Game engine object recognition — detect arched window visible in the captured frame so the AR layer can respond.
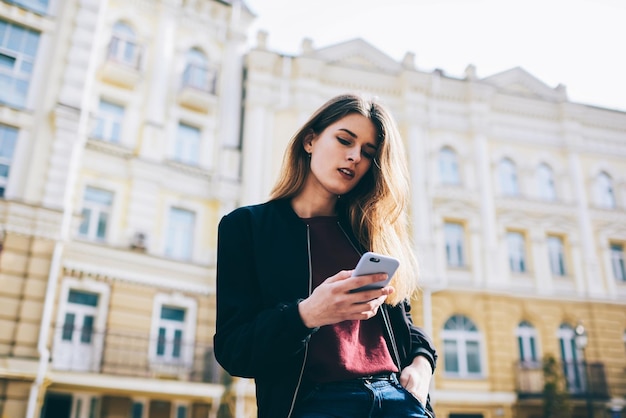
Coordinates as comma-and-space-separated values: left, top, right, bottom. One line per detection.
516, 321, 539, 365
439, 146, 460, 185
537, 163, 556, 200
596, 171, 616, 208
499, 158, 519, 196
558, 323, 584, 393
108, 21, 140, 68
182, 47, 216, 93
442, 315, 482, 377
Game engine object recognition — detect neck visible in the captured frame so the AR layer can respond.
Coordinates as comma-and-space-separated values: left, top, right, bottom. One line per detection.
291, 193, 337, 218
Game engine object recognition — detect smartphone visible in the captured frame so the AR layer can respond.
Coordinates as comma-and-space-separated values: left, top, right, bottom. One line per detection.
349, 252, 400, 292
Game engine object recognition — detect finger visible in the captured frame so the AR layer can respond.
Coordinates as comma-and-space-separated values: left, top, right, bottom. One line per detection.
324, 270, 354, 283
344, 273, 389, 292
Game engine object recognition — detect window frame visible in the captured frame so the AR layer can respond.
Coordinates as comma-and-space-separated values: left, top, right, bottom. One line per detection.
165, 207, 196, 260
444, 221, 465, 268
78, 186, 114, 241
516, 321, 539, 365
0, 123, 18, 198
547, 235, 567, 277
610, 242, 626, 282
507, 231, 527, 273
596, 171, 616, 209
149, 293, 197, 370
438, 146, 460, 186
0, 20, 41, 108
537, 162, 556, 201
174, 122, 201, 165
499, 157, 519, 196
442, 314, 484, 378
91, 99, 125, 143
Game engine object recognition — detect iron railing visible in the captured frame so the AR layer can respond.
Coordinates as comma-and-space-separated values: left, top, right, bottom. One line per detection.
516, 360, 609, 399
50, 327, 227, 384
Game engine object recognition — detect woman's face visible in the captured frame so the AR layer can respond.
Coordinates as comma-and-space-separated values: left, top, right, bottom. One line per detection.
303, 113, 378, 198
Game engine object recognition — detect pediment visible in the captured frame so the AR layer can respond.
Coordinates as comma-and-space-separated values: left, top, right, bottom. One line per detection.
482, 67, 566, 102
306, 38, 402, 74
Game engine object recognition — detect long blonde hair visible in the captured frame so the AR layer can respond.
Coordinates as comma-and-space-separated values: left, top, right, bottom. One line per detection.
270, 94, 418, 305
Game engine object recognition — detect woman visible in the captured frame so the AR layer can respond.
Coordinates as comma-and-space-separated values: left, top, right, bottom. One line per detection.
214, 94, 437, 418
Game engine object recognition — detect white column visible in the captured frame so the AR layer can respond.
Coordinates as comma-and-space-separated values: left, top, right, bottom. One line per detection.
475, 133, 498, 285
407, 122, 436, 281
141, 6, 176, 161
568, 152, 604, 297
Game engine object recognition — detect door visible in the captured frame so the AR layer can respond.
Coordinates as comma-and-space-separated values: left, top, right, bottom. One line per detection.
558, 324, 584, 393
41, 393, 72, 418
53, 289, 100, 371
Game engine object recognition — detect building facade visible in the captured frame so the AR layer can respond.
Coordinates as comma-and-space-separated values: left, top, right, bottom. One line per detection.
1, 0, 625, 417
241, 36, 626, 417
0, 0, 252, 417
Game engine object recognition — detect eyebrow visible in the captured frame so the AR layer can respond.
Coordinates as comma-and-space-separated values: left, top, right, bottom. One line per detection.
338, 128, 378, 150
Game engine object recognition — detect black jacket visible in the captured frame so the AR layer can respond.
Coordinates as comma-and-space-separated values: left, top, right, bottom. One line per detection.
214, 198, 437, 418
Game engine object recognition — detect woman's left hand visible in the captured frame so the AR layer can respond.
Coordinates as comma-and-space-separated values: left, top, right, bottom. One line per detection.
399, 355, 432, 406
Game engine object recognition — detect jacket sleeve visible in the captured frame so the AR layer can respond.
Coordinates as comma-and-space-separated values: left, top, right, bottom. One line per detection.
213, 209, 317, 379
403, 301, 438, 373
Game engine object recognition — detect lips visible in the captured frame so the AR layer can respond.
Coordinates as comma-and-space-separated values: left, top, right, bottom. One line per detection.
338, 168, 355, 178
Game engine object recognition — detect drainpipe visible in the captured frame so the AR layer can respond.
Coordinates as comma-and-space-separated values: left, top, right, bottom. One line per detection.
25, 1, 108, 417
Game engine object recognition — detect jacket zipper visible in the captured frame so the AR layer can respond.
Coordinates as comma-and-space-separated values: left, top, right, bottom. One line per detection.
286, 225, 313, 418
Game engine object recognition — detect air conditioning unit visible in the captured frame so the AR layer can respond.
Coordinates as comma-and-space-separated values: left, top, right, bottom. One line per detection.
130, 232, 147, 251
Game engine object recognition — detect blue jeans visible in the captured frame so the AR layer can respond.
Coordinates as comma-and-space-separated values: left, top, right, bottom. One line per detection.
293, 374, 431, 418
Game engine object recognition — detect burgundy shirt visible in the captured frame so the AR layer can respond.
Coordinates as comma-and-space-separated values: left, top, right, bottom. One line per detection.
301, 216, 398, 383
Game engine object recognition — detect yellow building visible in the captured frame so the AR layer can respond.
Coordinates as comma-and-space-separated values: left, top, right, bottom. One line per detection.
241, 36, 626, 417
1, 0, 625, 417
0, 0, 253, 417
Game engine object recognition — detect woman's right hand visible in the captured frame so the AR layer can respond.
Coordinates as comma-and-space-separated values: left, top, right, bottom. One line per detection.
297, 270, 395, 328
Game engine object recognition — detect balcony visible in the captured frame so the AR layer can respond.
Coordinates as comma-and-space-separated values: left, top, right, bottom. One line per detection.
50, 327, 227, 385
100, 37, 143, 89
516, 360, 609, 400
177, 64, 219, 112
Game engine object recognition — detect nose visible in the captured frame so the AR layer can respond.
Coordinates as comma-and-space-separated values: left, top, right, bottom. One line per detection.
347, 147, 361, 163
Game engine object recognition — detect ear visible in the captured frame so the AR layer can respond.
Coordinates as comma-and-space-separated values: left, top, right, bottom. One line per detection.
302, 131, 315, 153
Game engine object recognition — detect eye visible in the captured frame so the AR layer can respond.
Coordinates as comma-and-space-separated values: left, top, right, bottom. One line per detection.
361, 150, 374, 160
337, 137, 350, 145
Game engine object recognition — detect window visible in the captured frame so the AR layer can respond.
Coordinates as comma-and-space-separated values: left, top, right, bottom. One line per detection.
444, 222, 465, 267
0, 124, 18, 198
547, 235, 566, 276
156, 306, 185, 361
175, 123, 201, 165
92, 99, 124, 143
507, 231, 526, 273
611, 243, 626, 282
0, 20, 40, 108
9, 0, 49, 14
596, 171, 616, 208
537, 163, 556, 201
442, 315, 482, 377
182, 47, 215, 93
176, 405, 188, 418
149, 294, 197, 370
108, 21, 140, 68
165, 208, 195, 260
558, 323, 585, 393
78, 187, 114, 241
54, 289, 100, 371
516, 321, 539, 364
131, 402, 144, 418
439, 147, 460, 185
499, 158, 519, 196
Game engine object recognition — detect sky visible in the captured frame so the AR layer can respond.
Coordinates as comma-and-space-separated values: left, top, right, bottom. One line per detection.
244, 0, 625, 112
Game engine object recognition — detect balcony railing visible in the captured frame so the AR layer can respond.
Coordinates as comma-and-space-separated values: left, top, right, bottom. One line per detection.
51, 327, 227, 385
516, 360, 609, 399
